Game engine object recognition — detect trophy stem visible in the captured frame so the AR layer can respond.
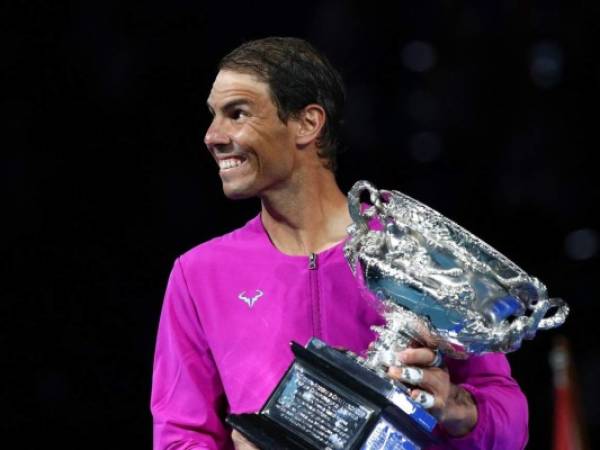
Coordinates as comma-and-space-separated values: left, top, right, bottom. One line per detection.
359, 300, 421, 376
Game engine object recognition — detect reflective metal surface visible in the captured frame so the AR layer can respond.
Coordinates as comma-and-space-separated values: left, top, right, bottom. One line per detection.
344, 180, 569, 371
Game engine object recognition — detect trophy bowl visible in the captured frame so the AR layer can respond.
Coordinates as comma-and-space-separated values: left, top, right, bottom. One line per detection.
345, 180, 569, 371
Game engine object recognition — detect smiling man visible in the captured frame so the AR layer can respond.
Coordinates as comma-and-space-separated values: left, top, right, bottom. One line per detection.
205, 70, 300, 201
151, 37, 528, 450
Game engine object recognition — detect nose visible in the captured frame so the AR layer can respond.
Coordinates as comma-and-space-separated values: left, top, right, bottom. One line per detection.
204, 118, 232, 149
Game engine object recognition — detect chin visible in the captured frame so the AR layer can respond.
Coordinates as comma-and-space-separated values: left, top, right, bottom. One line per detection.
223, 191, 252, 200
222, 183, 257, 200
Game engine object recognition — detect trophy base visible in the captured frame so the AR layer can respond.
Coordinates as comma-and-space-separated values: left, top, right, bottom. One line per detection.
227, 338, 438, 450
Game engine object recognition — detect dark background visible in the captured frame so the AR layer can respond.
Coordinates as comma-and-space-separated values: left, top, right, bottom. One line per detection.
4, 1, 598, 448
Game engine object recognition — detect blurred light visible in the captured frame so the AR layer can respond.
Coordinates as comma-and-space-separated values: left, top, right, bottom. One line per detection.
401, 41, 436, 73
530, 41, 563, 89
405, 90, 439, 124
564, 228, 598, 261
409, 131, 442, 163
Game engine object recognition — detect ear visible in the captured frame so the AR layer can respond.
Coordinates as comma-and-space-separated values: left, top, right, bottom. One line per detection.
295, 104, 326, 147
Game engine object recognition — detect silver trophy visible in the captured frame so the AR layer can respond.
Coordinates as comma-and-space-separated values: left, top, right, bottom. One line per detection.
345, 180, 569, 374
228, 180, 569, 450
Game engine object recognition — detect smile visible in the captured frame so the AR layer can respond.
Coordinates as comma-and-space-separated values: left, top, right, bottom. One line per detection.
218, 156, 247, 171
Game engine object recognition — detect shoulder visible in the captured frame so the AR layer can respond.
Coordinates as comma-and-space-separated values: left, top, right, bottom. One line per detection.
178, 214, 265, 270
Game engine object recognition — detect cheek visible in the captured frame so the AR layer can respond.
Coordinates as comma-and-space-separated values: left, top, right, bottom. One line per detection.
230, 127, 253, 146
233, 125, 274, 155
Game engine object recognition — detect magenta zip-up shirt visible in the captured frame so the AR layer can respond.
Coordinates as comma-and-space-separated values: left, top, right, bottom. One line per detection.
151, 215, 528, 449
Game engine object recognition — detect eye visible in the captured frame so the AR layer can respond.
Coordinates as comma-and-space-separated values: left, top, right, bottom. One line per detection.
231, 109, 248, 120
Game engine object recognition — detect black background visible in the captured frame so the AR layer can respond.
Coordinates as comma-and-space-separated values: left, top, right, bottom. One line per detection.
4, 1, 598, 448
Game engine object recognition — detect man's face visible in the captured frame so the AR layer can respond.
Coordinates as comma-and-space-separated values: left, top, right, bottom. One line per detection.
205, 70, 298, 199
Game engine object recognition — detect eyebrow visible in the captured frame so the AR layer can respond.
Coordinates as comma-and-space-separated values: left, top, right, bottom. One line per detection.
206, 98, 254, 115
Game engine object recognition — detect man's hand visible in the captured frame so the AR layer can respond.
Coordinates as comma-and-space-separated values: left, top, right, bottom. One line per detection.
231, 430, 260, 450
386, 347, 478, 437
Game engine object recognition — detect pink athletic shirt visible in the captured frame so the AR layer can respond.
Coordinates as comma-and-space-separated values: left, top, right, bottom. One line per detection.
151, 215, 528, 449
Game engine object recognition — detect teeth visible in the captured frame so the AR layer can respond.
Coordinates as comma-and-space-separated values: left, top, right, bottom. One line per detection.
218, 157, 244, 170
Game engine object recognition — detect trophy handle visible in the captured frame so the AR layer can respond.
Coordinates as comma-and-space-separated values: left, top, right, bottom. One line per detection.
348, 180, 387, 228
536, 298, 570, 330
504, 297, 570, 350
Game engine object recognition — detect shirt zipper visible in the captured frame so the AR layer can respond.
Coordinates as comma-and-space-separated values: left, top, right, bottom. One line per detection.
308, 252, 322, 338
308, 252, 317, 270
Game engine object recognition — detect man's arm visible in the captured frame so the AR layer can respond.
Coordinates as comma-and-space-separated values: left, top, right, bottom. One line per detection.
439, 352, 529, 450
151, 258, 233, 450
390, 349, 528, 450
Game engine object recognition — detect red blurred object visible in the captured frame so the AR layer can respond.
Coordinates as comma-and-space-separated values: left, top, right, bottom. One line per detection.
549, 336, 588, 450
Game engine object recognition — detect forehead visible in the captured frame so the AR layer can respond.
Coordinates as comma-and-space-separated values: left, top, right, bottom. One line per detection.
207, 70, 272, 107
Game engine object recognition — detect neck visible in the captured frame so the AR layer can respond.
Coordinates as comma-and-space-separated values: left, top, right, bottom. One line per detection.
260, 167, 351, 256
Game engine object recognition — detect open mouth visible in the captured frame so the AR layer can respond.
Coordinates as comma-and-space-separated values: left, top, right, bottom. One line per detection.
218, 156, 247, 171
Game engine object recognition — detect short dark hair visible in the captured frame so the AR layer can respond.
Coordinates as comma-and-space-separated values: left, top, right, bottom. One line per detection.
219, 37, 346, 171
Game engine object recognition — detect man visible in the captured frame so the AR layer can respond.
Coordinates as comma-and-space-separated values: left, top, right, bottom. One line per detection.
151, 37, 528, 449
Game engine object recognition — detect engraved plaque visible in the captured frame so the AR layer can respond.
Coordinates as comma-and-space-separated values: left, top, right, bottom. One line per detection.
265, 363, 375, 449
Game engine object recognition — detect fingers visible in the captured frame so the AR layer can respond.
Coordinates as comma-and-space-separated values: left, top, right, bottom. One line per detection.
388, 366, 424, 385
387, 349, 451, 413
231, 430, 260, 450
410, 389, 436, 409
387, 365, 445, 411
395, 347, 441, 367
389, 363, 448, 393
